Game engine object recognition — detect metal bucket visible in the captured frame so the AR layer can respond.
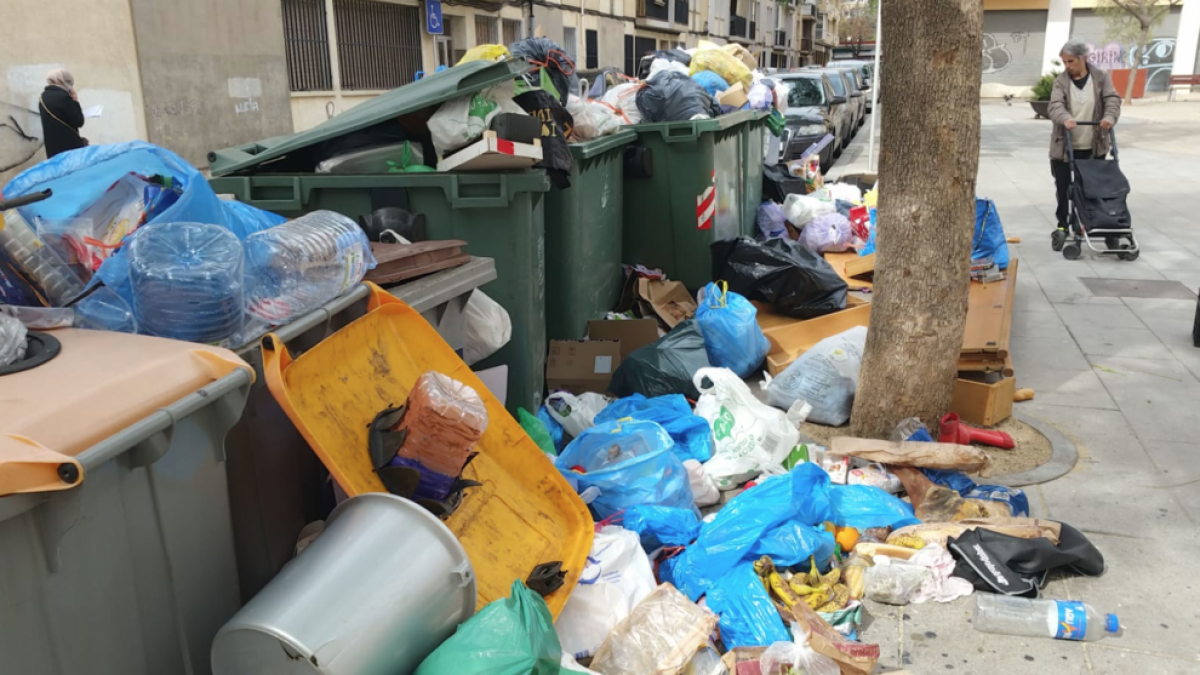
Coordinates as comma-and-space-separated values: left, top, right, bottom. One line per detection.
211, 493, 475, 675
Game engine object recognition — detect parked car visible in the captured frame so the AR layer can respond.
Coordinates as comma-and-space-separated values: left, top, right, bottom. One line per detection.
777, 71, 847, 165
832, 59, 877, 112
832, 66, 867, 128
816, 68, 861, 143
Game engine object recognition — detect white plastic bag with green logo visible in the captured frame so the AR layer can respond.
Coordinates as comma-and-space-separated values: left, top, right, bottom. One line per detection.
693, 367, 799, 490
428, 82, 526, 156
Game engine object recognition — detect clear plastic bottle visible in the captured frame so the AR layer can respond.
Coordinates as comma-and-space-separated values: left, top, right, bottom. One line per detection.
0, 209, 85, 306
128, 222, 245, 345
973, 594, 1120, 642
242, 210, 375, 324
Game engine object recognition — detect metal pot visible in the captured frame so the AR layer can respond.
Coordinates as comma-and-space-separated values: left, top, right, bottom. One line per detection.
211, 493, 475, 675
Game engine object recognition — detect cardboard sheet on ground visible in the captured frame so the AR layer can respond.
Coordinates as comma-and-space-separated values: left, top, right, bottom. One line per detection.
830, 437, 990, 473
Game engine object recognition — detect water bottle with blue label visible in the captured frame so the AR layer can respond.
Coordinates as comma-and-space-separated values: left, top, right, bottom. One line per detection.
974, 594, 1120, 642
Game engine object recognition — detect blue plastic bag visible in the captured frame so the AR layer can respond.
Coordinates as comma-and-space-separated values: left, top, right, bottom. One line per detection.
555, 419, 695, 521
749, 521, 836, 567
670, 463, 832, 600
922, 469, 1030, 517
707, 563, 791, 649
594, 393, 713, 463
3, 142, 285, 302
829, 485, 920, 530
695, 282, 770, 378
691, 70, 730, 97
973, 198, 1010, 270
537, 405, 565, 453
622, 505, 701, 549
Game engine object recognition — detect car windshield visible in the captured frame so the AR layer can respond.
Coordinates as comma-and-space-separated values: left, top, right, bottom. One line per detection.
825, 73, 846, 96
784, 77, 825, 107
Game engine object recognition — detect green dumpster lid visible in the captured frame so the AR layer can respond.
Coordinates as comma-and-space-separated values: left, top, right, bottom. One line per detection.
208, 59, 531, 177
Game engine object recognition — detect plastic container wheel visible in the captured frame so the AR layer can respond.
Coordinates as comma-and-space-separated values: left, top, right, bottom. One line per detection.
1051, 229, 1067, 252
1063, 243, 1082, 260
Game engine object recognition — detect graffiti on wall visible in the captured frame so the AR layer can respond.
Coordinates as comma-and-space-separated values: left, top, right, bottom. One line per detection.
1086, 38, 1177, 90
982, 33, 1013, 74
1, 102, 43, 173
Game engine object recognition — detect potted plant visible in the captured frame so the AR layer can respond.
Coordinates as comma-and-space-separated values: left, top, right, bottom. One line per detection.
1029, 66, 1061, 118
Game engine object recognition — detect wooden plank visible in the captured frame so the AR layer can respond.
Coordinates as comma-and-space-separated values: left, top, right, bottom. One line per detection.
951, 376, 1015, 427
961, 258, 1017, 356
755, 301, 871, 375
823, 251, 874, 290
956, 355, 1008, 373
843, 252, 875, 279
365, 240, 469, 285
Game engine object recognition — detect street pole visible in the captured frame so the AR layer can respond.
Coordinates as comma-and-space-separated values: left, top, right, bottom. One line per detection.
867, 0, 882, 172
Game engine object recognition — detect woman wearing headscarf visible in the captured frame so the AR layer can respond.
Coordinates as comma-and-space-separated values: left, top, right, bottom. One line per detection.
38, 69, 87, 158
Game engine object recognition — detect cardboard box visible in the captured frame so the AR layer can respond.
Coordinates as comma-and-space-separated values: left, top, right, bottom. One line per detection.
546, 339, 622, 394
635, 278, 697, 329
717, 82, 749, 108
951, 375, 1015, 427
587, 318, 660, 360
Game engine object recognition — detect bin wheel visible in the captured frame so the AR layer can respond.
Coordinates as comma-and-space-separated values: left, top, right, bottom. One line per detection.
1051, 229, 1067, 252
1118, 244, 1140, 261
1063, 243, 1083, 260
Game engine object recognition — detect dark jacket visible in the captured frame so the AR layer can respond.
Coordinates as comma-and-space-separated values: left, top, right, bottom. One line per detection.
1047, 65, 1121, 162
38, 85, 86, 158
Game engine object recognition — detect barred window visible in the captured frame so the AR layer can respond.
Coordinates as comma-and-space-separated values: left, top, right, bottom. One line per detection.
334, 0, 423, 90
281, 0, 334, 91
503, 19, 523, 45
476, 15, 498, 45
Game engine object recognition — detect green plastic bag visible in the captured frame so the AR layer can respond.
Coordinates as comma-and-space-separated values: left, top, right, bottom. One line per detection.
415, 581, 563, 675
519, 407, 558, 457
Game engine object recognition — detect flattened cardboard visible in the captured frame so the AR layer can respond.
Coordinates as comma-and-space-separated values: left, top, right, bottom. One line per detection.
717, 82, 749, 108
546, 339, 622, 394
587, 318, 660, 360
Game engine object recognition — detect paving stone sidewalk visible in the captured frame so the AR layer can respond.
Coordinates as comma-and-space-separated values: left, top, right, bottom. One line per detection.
837, 100, 1200, 674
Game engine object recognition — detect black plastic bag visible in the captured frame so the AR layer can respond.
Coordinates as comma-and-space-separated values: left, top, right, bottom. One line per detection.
636, 50, 692, 79
948, 523, 1105, 597
514, 90, 574, 189
636, 71, 720, 123
761, 163, 808, 203
509, 37, 577, 106
608, 320, 711, 400
711, 237, 848, 319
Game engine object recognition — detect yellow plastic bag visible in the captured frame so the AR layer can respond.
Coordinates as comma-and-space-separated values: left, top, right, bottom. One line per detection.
689, 46, 752, 90
457, 44, 510, 65
722, 43, 758, 70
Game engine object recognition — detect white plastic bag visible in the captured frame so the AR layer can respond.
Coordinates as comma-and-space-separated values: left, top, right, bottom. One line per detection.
602, 82, 644, 125
759, 623, 840, 675
555, 526, 658, 660
864, 557, 931, 605
463, 289, 511, 366
649, 58, 690, 79
767, 326, 867, 426
428, 82, 526, 156
546, 391, 610, 438
0, 314, 28, 367
693, 367, 800, 490
827, 181, 864, 204
562, 652, 604, 675
684, 459, 721, 507
567, 95, 622, 140
782, 192, 836, 228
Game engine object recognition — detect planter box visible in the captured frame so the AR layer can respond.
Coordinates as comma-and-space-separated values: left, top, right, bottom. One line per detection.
1029, 100, 1050, 118
1109, 68, 1147, 99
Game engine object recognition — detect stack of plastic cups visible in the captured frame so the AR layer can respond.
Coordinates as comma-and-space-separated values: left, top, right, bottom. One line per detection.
128, 222, 245, 345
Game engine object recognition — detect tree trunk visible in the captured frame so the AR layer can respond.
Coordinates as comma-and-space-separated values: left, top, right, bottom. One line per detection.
1125, 23, 1150, 105
848, 0, 983, 439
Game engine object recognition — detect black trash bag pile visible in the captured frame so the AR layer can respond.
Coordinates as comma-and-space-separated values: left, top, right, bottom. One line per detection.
509, 37, 578, 106
514, 89, 575, 189
636, 49, 693, 80
608, 320, 711, 400
761, 163, 809, 203
636, 71, 720, 123
711, 236, 848, 319
949, 522, 1106, 598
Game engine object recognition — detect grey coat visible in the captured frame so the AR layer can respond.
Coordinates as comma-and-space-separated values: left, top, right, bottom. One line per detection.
1047, 64, 1122, 162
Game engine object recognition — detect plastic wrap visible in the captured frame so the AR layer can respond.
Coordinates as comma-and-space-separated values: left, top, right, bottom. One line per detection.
767, 326, 867, 426
555, 419, 695, 520
0, 314, 28, 366
864, 559, 931, 605
588, 583, 717, 675
693, 367, 800, 489
0, 305, 74, 330
546, 391, 610, 439
636, 71, 719, 123
759, 624, 840, 675
0, 209, 85, 306
783, 192, 836, 228
798, 213, 855, 254
395, 371, 489, 485
243, 210, 376, 325
315, 141, 427, 173
602, 82, 644, 125
567, 95, 622, 140
711, 237, 848, 320
594, 393, 714, 464
128, 222, 245, 345
695, 282, 769, 378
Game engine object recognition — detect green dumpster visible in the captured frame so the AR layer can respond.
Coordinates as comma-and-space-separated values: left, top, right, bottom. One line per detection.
622, 110, 767, 290
207, 60, 552, 414
544, 129, 638, 340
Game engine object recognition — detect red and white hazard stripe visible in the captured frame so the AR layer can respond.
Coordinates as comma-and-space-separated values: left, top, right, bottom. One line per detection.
696, 170, 716, 230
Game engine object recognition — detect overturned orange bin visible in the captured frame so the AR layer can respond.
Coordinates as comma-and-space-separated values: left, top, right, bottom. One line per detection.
261, 282, 592, 616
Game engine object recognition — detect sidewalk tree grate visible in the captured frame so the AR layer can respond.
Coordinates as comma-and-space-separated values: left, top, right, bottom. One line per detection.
1079, 277, 1197, 300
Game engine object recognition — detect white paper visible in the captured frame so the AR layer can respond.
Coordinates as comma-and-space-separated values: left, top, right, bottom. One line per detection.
82, 105, 104, 119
